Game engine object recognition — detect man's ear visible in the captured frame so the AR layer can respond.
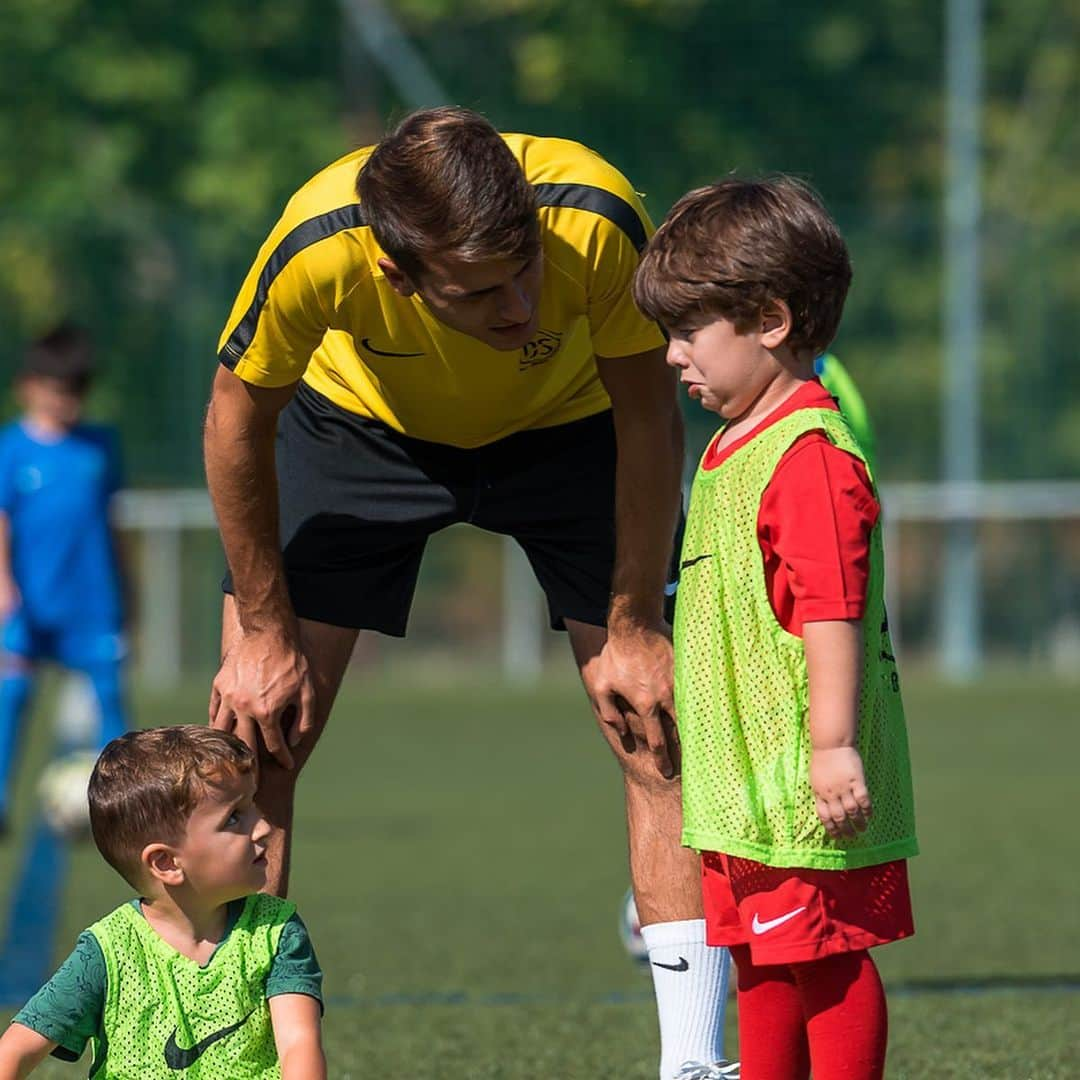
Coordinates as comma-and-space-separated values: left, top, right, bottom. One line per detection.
142, 843, 184, 888
377, 257, 417, 298
760, 298, 794, 350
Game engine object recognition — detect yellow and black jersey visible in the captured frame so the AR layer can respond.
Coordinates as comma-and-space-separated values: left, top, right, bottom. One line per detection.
217, 135, 666, 447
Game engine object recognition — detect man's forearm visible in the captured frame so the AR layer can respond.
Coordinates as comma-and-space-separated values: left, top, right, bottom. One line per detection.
204, 391, 294, 636
609, 401, 684, 630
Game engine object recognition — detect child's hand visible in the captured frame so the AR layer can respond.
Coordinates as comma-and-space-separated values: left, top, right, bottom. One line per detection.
810, 746, 873, 839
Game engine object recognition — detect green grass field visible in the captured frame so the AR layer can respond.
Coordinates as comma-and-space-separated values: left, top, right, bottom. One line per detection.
2, 671, 1078, 1078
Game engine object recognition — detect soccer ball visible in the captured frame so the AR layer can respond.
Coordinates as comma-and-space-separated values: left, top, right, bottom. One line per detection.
37, 750, 98, 839
618, 886, 649, 967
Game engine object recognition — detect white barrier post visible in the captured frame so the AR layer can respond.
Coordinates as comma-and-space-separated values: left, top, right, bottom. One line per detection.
115, 491, 216, 691
501, 535, 543, 683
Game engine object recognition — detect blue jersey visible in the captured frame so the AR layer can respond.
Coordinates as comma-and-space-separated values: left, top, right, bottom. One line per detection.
0, 421, 123, 630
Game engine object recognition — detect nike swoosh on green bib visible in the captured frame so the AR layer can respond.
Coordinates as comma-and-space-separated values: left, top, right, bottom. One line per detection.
163, 1010, 254, 1070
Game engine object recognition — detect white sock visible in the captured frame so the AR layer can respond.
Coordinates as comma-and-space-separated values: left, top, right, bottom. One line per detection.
642, 918, 732, 1080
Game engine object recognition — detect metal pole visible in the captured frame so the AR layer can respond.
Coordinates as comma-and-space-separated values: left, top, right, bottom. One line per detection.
138, 525, 183, 691
502, 536, 543, 683
941, 0, 982, 679
339, 0, 449, 109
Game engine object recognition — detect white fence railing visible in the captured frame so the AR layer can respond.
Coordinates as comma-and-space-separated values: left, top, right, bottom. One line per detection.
880, 482, 1080, 670
115, 483, 1080, 688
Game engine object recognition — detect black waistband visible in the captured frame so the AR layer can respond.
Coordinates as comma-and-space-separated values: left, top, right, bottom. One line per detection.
291, 381, 613, 457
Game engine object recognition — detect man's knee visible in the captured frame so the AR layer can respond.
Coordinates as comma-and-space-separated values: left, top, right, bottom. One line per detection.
255, 754, 301, 828
257, 716, 325, 791
595, 716, 682, 791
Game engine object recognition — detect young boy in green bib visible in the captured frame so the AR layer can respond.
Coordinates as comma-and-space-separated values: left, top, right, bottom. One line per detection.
0, 726, 325, 1077
633, 178, 917, 1080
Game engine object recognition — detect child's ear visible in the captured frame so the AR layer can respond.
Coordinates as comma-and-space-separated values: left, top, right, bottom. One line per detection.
760, 299, 793, 349
141, 843, 184, 887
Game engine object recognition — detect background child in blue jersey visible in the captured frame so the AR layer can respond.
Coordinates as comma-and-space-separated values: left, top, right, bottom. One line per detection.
0, 725, 325, 1077
0, 324, 129, 830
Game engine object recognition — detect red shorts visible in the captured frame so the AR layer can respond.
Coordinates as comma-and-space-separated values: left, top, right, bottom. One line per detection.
701, 852, 914, 964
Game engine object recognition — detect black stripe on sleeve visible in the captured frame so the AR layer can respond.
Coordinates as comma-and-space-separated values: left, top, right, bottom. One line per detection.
532, 183, 648, 253
218, 204, 368, 368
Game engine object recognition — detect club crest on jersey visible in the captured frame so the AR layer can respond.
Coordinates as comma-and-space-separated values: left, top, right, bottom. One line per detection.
520, 329, 563, 370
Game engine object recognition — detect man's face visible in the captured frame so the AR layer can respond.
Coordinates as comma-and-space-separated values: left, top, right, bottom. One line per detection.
382, 250, 544, 351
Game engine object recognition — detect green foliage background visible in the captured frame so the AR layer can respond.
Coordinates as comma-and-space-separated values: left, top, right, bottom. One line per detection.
1, 0, 1077, 483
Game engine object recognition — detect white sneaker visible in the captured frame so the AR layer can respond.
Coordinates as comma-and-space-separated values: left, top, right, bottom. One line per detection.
674, 1062, 740, 1080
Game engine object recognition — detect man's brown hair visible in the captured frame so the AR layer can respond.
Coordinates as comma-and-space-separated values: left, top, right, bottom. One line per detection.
633, 176, 852, 356
88, 726, 255, 888
355, 106, 540, 281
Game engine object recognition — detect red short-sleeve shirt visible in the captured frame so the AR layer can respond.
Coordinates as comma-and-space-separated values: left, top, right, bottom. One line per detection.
701, 380, 879, 637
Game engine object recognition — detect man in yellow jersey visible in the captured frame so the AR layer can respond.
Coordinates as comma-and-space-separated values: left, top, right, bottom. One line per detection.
204, 107, 734, 1077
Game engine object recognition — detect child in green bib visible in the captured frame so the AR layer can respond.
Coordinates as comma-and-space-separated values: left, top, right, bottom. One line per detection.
0, 726, 325, 1078
633, 178, 917, 1080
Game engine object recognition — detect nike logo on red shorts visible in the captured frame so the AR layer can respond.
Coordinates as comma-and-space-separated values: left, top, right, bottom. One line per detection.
751, 906, 807, 935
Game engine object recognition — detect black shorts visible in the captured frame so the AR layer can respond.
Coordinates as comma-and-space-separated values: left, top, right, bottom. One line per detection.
224, 383, 628, 636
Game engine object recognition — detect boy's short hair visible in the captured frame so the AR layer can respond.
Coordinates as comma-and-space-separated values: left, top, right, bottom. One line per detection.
89, 726, 255, 888
356, 106, 540, 282
633, 176, 852, 356
20, 322, 96, 394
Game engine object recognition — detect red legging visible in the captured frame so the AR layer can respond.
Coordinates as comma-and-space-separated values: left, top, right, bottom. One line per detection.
728, 944, 888, 1080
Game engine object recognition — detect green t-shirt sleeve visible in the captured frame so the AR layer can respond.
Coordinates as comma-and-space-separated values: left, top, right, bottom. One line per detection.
818, 354, 878, 475
267, 912, 323, 1008
11, 932, 105, 1062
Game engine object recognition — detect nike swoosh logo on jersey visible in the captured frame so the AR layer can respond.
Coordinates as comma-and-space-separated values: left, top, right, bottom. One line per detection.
360, 337, 424, 358
751, 906, 807, 935
652, 956, 690, 972
679, 553, 713, 570
164, 1011, 254, 1070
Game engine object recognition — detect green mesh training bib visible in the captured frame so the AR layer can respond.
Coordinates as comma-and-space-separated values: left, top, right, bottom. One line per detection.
87, 894, 293, 1079
674, 407, 918, 870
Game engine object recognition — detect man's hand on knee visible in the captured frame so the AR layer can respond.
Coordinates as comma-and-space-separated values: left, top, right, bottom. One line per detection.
622, 706, 681, 779
583, 622, 679, 779
209, 628, 316, 771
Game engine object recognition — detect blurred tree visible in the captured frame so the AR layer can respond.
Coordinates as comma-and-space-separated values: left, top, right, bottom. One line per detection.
0, 0, 1076, 483
392, 0, 1079, 479
0, 0, 346, 480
